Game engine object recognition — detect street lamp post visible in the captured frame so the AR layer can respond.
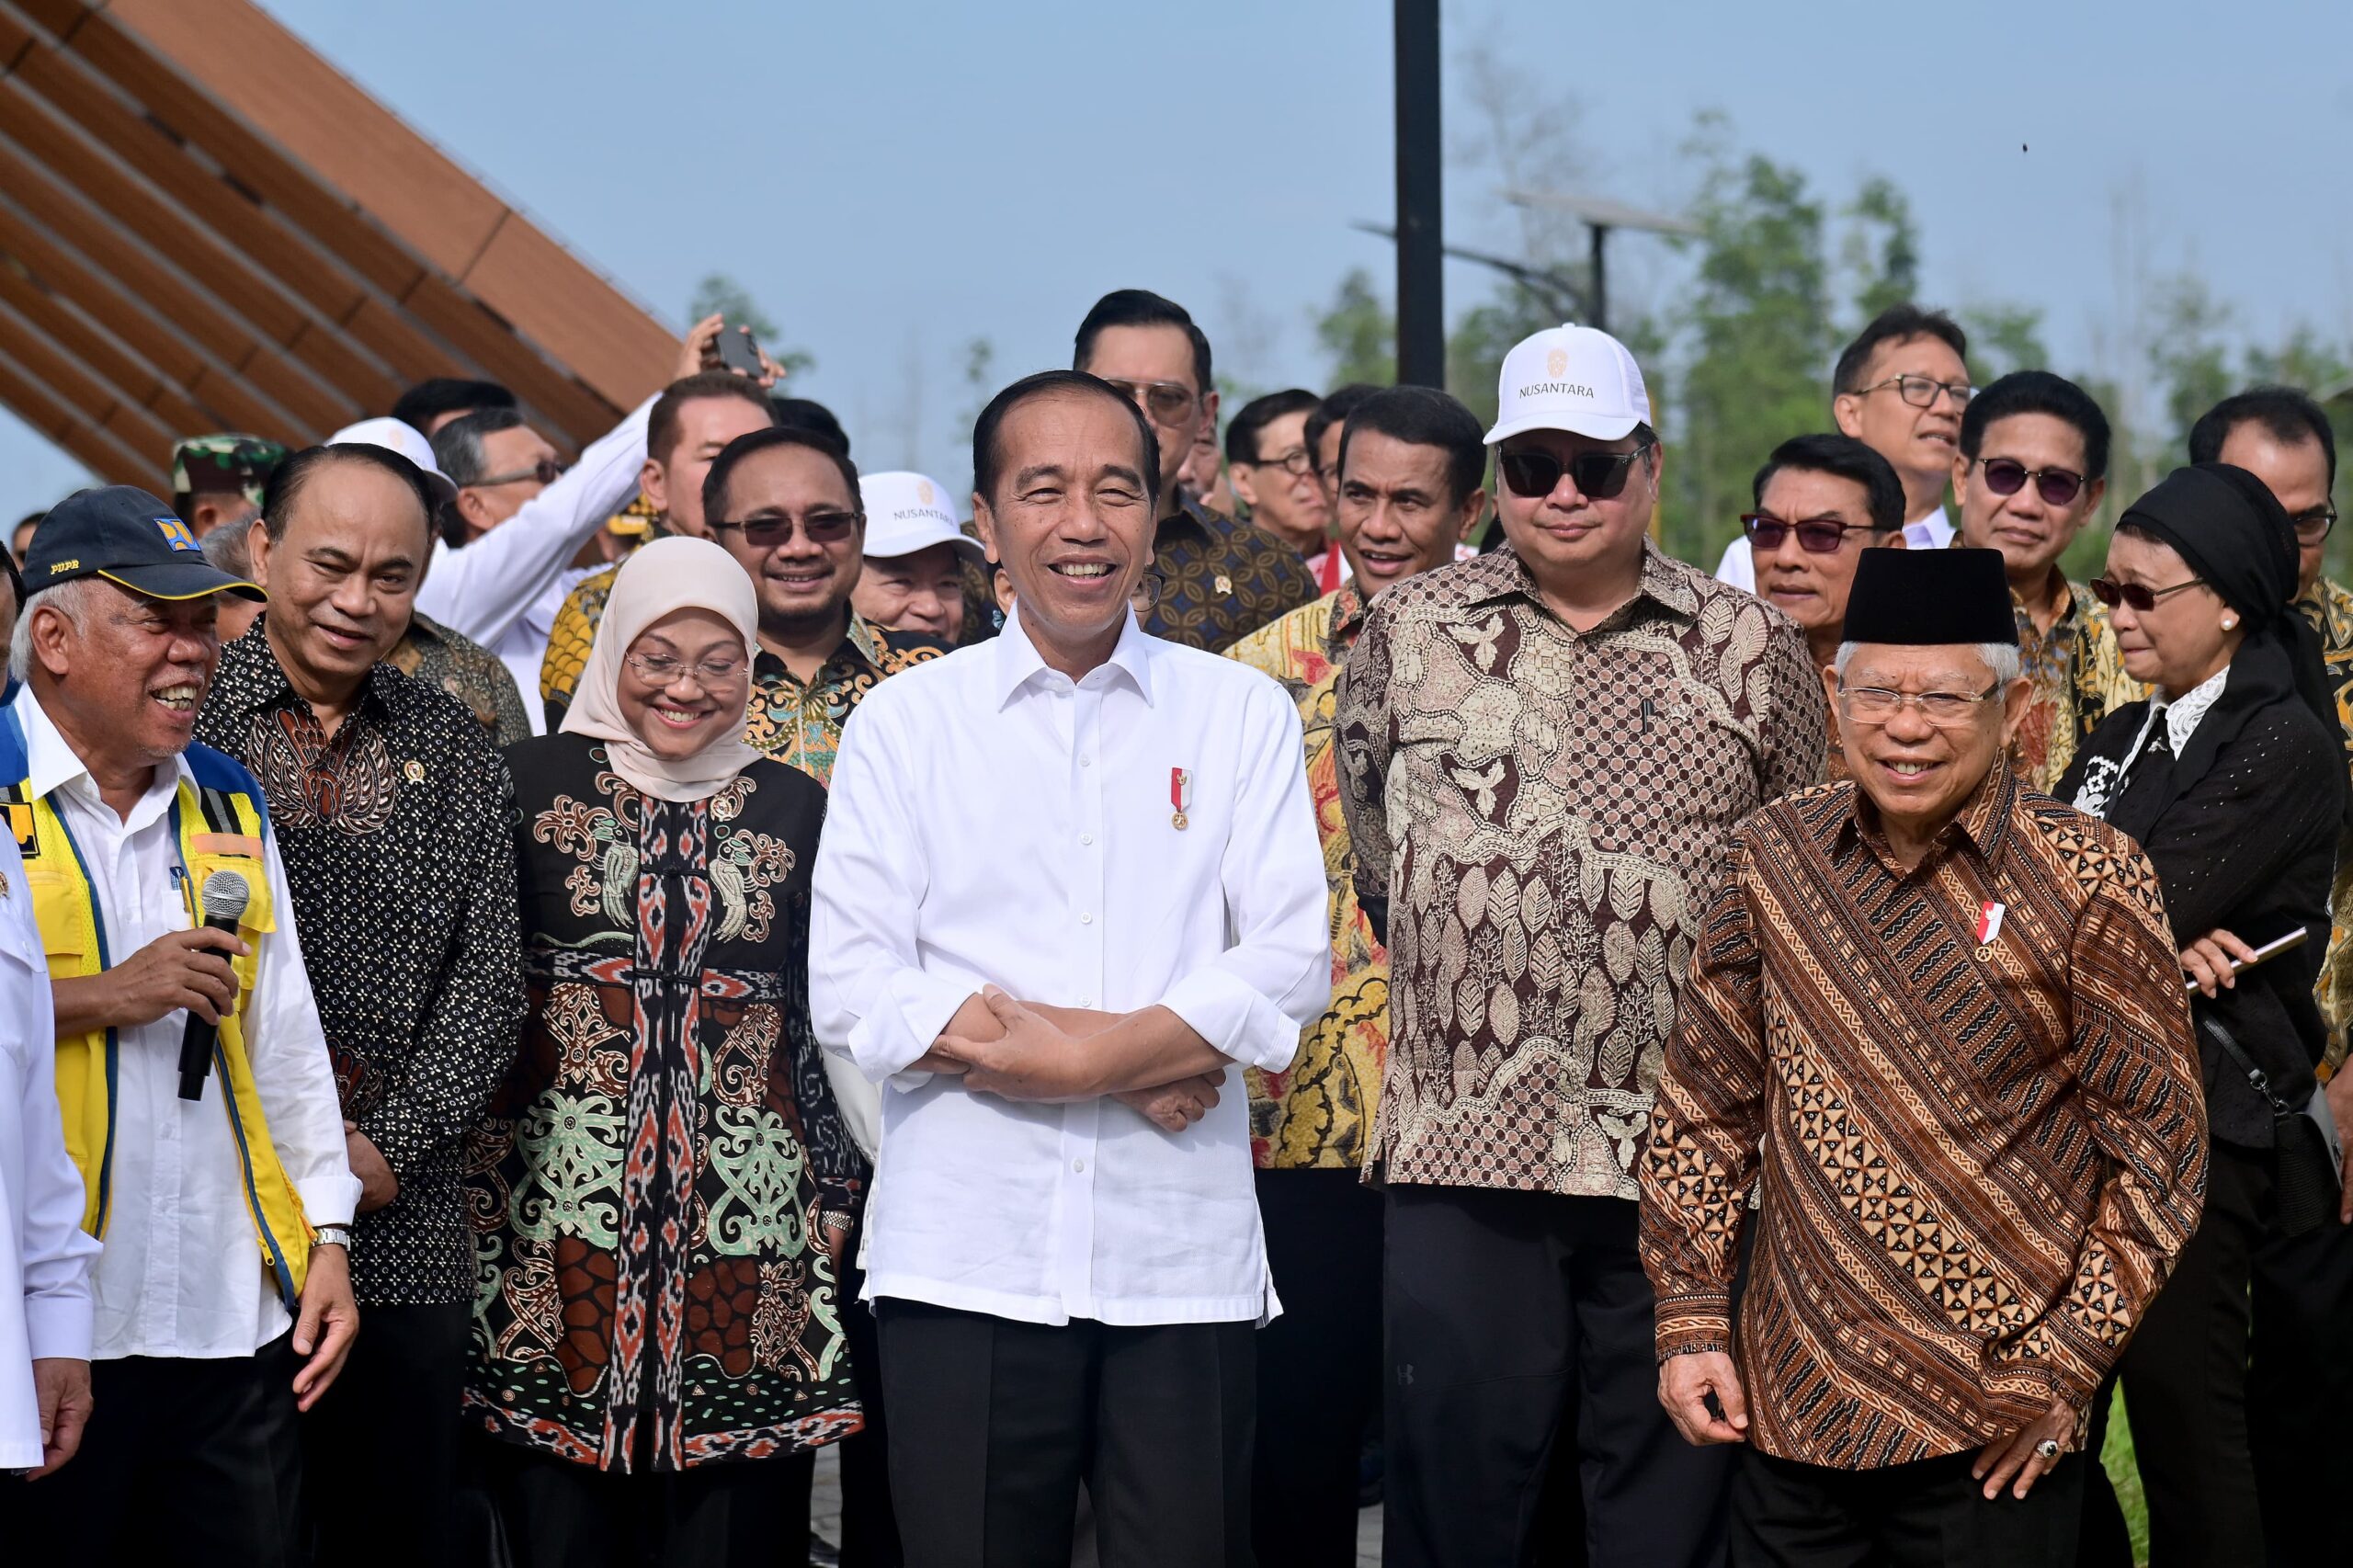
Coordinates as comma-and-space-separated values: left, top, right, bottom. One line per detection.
1394, 0, 1443, 386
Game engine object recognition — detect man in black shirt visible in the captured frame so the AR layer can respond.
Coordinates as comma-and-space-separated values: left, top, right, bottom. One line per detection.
195, 441, 523, 1568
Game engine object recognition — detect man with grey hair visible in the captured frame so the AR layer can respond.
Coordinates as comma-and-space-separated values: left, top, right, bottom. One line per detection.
1640, 547, 2208, 1566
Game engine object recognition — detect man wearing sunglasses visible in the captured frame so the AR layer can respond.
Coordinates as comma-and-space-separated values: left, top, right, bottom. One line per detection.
1225, 388, 1333, 566
1951, 370, 2140, 792
1336, 324, 1825, 1568
1074, 289, 1316, 652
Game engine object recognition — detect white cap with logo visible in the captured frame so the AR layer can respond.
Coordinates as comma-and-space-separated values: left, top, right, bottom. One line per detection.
324, 415, 460, 506
1484, 324, 1651, 447
859, 471, 984, 563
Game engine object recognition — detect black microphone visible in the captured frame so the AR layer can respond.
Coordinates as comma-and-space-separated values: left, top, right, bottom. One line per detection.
177, 869, 252, 1102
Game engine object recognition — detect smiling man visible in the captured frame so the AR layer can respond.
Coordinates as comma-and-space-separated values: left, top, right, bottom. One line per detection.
1642, 546, 2206, 1568
812, 368, 1328, 1568
193, 443, 522, 1568
852, 470, 985, 642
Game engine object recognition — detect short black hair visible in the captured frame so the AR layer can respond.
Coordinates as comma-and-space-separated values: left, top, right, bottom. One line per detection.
1337, 385, 1487, 511
648, 373, 776, 467
769, 396, 850, 458
1752, 434, 1904, 532
430, 407, 529, 489
390, 378, 515, 432
701, 426, 862, 529
2188, 385, 2338, 492
1225, 389, 1322, 467
972, 370, 1161, 513
1832, 305, 1969, 397
260, 443, 436, 544
1073, 290, 1212, 395
1959, 370, 2111, 482
1305, 384, 1381, 475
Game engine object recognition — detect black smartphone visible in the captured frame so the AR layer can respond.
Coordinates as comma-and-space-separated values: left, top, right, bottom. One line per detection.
716, 322, 764, 378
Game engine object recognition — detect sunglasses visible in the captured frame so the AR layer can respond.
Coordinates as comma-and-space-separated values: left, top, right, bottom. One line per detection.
1974, 456, 2085, 508
1740, 513, 1875, 553
1099, 378, 1199, 427
1498, 441, 1654, 501
2088, 575, 2206, 613
709, 509, 862, 549
472, 458, 567, 488
2293, 506, 2337, 546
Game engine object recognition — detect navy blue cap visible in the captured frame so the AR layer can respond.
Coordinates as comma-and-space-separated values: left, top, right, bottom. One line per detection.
24, 485, 264, 602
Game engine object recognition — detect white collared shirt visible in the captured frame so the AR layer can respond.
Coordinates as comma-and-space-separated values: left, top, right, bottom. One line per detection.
9, 690, 357, 1359
810, 608, 1329, 1327
0, 829, 97, 1467
1715, 504, 1954, 592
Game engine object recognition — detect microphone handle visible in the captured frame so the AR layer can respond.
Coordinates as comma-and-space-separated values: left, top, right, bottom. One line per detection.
176, 914, 245, 1102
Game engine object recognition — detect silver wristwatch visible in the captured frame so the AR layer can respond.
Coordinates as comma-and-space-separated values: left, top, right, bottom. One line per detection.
313, 1224, 353, 1250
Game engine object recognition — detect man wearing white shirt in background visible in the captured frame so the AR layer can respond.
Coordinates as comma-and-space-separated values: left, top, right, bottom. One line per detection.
0, 825, 97, 1483
0, 487, 358, 1563
1716, 304, 1972, 589
812, 369, 1328, 1568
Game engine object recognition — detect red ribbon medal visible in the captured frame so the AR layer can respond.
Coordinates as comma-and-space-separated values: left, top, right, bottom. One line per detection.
1171, 767, 1191, 831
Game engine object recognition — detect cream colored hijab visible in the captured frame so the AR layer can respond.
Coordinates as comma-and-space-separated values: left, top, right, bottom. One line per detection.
559, 536, 765, 801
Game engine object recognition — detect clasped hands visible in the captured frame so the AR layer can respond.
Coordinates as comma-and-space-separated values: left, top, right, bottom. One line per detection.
915, 987, 1227, 1132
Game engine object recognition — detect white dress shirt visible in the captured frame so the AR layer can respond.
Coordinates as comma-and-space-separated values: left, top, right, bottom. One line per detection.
1714, 504, 1953, 592
0, 830, 97, 1468
11, 690, 357, 1360
414, 395, 655, 722
811, 608, 1328, 1327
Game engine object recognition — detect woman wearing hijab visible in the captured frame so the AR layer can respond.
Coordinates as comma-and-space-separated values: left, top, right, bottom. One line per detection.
466, 538, 860, 1567
2058, 463, 2345, 1568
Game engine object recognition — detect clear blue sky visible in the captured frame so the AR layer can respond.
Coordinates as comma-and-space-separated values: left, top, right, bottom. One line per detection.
8, 0, 2350, 511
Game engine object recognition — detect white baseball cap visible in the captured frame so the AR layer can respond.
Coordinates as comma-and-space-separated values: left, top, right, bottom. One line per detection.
859, 471, 983, 563
1484, 324, 1651, 447
324, 416, 460, 507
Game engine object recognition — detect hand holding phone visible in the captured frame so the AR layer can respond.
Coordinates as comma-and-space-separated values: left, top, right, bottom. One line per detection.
716, 322, 765, 379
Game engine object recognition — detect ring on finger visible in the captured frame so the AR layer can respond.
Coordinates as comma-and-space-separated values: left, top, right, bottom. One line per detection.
2033, 1438, 2061, 1460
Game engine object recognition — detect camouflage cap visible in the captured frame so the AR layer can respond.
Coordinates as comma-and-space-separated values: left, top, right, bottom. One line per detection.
169, 433, 290, 508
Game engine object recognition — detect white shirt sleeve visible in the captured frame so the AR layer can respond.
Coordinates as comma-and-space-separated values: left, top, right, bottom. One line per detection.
1152, 681, 1329, 1073
15, 1016, 97, 1366
245, 831, 360, 1229
1713, 535, 1756, 593
810, 699, 976, 1085
413, 395, 655, 648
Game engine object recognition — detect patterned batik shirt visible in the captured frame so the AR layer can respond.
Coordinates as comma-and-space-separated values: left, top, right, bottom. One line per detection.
393, 611, 532, 749
1334, 543, 1827, 1199
2296, 575, 2353, 1070
2008, 572, 2142, 794
467, 734, 863, 1471
1641, 768, 2208, 1468
540, 562, 621, 730
1227, 585, 1385, 1170
196, 622, 524, 1306
1144, 495, 1319, 653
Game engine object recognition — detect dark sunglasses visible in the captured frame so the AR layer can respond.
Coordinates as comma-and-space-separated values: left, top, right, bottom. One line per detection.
1099, 378, 1199, 426
1974, 456, 2085, 508
710, 510, 863, 549
2088, 575, 2205, 613
1740, 513, 1876, 553
1498, 441, 1654, 501
472, 458, 567, 488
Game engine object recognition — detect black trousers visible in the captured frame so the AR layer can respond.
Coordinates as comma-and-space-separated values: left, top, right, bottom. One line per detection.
2249, 1200, 2353, 1564
1252, 1166, 1383, 1568
1, 1333, 302, 1565
302, 1299, 468, 1568
2082, 1141, 2268, 1568
477, 1433, 806, 1568
1729, 1449, 2083, 1567
835, 1199, 901, 1567
1382, 1184, 1733, 1568
875, 1299, 1255, 1568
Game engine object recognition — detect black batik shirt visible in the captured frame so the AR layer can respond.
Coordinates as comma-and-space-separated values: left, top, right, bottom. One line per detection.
1144, 496, 1319, 653
197, 622, 525, 1306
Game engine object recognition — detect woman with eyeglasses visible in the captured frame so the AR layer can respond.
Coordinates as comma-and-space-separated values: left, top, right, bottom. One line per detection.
2055, 464, 2346, 1568
466, 538, 861, 1567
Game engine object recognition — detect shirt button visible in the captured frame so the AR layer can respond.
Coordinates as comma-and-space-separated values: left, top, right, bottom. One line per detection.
1080, 833, 1094, 846
1078, 995, 1093, 1006
1080, 913, 1094, 925
1080, 755, 1093, 767
1073, 1159, 1086, 1173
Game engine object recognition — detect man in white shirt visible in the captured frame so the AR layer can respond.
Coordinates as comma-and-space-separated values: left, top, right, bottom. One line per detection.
1716, 304, 1971, 589
812, 369, 1329, 1568
0, 826, 97, 1482
0, 487, 358, 1563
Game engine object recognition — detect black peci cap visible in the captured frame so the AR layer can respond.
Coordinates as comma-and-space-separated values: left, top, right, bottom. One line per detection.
25, 485, 264, 603
1841, 547, 2016, 647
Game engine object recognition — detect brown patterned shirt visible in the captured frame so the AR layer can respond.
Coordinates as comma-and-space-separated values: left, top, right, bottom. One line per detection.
2005, 571, 2142, 793
392, 612, 532, 749
1641, 769, 2207, 1468
1145, 496, 1319, 653
1335, 543, 1827, 1198
2296, 574, 2353, 1071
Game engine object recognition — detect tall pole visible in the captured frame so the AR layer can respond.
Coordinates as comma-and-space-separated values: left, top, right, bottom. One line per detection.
1393, 0, 1442, 386
1588, 223, 1609, 335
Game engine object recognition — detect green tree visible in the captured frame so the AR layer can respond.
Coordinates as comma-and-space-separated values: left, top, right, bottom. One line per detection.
1841, 176, 1920, 324
1961, 302, 2051, 384
686, 273, 815, 376
1314, 267, 1396, 388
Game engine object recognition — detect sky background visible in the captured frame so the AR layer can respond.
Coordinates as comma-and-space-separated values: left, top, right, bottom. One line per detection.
8, 0, 2353, 510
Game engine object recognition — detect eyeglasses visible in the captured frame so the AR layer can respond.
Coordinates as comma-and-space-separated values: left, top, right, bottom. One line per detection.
2088, 575, 2207, 613
1740, 513, 1875, 553
1099, 378, 1199, 427
709, 509, 863, 550
622, 650, 750, 688
471, 458, 567, 489
1973, 457, 2085, 508
1856, 374, 1973, 410
2293, 506, 2338, 546
1837, 681, 2003, 726
1246, 445, 1314, 477
1498, 441, 1655, 501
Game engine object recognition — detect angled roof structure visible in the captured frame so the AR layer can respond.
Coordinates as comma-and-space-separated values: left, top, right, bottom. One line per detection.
0, 0, 679, 491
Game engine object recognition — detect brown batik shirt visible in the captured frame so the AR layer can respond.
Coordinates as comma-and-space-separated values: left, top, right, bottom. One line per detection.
1334, 542, 1827, 1199
1641, 768, 2208, 1467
